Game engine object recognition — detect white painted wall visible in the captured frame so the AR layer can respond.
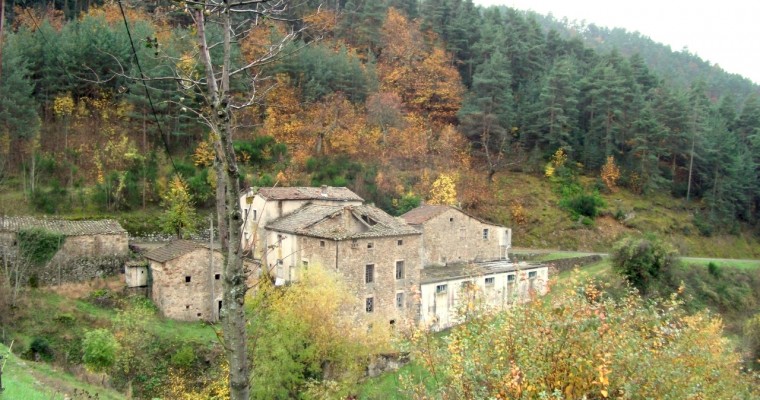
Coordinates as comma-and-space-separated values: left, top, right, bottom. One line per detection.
419, 265, 548, 330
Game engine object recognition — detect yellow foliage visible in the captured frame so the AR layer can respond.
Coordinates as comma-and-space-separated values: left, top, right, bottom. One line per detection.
53, 93, 75, 118
193, 140, 216, 168
428, 173, 458, 206
601, 155, 621, 192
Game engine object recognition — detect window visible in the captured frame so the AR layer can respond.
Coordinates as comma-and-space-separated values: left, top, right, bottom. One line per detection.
436, 284, 447, 294
252, 209, 257, 221
397, 239, 403, 246
528, 271, 537, 279
396, 292, 404, 309
485, 277, 495, 286
365, 264, 375, 284
185, 305, 190, 309
302, 260, 309, 268
483, 228, 489, 240
395, 260, 405, 280
365, 297, 374, 313
361, 215, 377, 226
351, 239, 359, 249
185, 276, 191, 283
320, 240, 325, 247
215, 273, 220, 280
277, 259, 283, 265
449, 217, 454, 222
367, 242, 374, 249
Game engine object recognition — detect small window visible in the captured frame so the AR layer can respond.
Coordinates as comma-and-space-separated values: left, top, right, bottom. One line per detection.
436, 284, 447, 294
485, 277, 495, 285
397, 239, 403, 246
215, 273, 221, 280
185, 276, 191, 283
395, 260, 405, 280
302, 260, 309, 268
483, 228, 489, 240
528, 271, 537, 279
449, 217, 454, 222
396, 292, 404, 309
185, 305, 190, 309
361, 215, 377, 226
365, 297, 374, 313
320, 240, 325, 247
351, 239, 359, 249
365, 264, 375, 284
367, 242, 374, 249
277, 259, 283, 265
197, 313, 202, 317
252, 209, 257, 221
507, 274, 516, 282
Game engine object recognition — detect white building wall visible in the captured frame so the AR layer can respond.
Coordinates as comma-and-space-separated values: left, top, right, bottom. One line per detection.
419, 265, 548, 330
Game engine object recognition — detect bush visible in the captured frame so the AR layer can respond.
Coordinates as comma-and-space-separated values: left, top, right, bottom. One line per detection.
611, 236, 679, 295
82, 329, 119, 373
27, 337, 54, 361
562, 191, 605, 219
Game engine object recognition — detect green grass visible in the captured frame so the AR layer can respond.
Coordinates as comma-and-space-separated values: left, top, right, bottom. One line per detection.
0, 343, 124, 400
684, 258, 760, 270
534, 251, 594, 262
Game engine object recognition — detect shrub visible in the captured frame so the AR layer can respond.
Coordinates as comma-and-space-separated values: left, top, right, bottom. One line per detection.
27, 337, 54, 361
562, 191, 605, 219
82, 329, 119, 373
611, 236, 679, 295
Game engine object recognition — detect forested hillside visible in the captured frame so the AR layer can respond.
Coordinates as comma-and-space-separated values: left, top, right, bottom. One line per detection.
1, 0, 760, 240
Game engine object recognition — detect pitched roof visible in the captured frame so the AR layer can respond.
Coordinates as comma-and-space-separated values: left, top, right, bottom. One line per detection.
401, 204, 504, 227
400, 204, 450, 225
144, 240, 219, 263
255, 186, 363, 202
266, 204, 420, 240
0, 216, 126, 236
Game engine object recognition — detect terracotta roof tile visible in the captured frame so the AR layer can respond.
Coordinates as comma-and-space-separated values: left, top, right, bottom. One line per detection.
256, 186, 363, 202
400, 204, 451, 225
144, 239, 219, 263
267, 204, 420, 240
0, 216, 126, 236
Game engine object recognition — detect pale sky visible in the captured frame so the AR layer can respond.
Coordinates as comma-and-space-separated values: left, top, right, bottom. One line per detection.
473, 0, 760, 85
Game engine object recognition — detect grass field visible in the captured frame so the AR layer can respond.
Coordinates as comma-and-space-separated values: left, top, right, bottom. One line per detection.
0, 343, 124, 400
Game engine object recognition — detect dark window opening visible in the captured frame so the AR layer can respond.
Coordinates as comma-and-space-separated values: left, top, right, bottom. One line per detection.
397, 239, 403, 246
197, 313, 202, 317
215, 273, 221, 280
396, 292, 404, 309
361, 215, 377, 226
485, 277, 495, 285
320, 240, 325, 247
365, 264, 375, 284
185, 276, 191, 283
529, 271, 537, 279
185, 305, 190, 310
436, 284, 447, 294
483, 228, 489, 240
395, 260, 405, 280
366, 297, 374, 313
367, 242, 374, 249
449, 217, 454, 222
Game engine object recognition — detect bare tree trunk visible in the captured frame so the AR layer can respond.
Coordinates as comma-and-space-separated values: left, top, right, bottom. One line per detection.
195, 8, 249, 399
0, 0, 5, 81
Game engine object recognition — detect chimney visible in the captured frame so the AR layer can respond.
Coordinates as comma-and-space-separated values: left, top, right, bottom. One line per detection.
320, 185, 328, 197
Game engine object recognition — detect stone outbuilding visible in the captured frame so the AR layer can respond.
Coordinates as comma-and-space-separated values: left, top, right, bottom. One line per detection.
0, 216, 129, 284
401, 205, 511, 266
239, 186, 364, 258
144, 240, 224, 322
264, 203, 423, 323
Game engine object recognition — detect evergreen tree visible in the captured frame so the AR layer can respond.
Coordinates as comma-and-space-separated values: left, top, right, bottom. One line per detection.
531, 56, 580, 155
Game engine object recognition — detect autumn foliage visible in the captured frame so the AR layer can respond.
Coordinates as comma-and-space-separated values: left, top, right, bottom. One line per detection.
403, 276, 759, 399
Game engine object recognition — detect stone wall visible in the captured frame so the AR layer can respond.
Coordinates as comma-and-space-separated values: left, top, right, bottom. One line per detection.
151, 248, 224, 322
419, 208, 506, 265
512, 254, 603, 273
35, 255, 129, 286
297, 233, 423, 324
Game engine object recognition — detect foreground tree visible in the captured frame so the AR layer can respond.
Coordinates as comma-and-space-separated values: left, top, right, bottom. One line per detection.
151, 1, 303, 397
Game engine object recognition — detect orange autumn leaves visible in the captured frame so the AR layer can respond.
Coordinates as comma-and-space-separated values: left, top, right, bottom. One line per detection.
262, 7, 469, 194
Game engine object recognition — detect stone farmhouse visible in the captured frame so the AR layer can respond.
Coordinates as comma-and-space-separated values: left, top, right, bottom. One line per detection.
263, 203, 423, 321
234, 186, 548, 328
144, 240, 225, 322
0, 216, 129, 284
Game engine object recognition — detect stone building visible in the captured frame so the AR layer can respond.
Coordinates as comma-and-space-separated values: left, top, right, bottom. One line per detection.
0, 216, 129, 284
401, 205, 511, 266
239, 186, 364, 258
418, 260, 548, 330
264, 203, 422, 322
144, 240, 224, 322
